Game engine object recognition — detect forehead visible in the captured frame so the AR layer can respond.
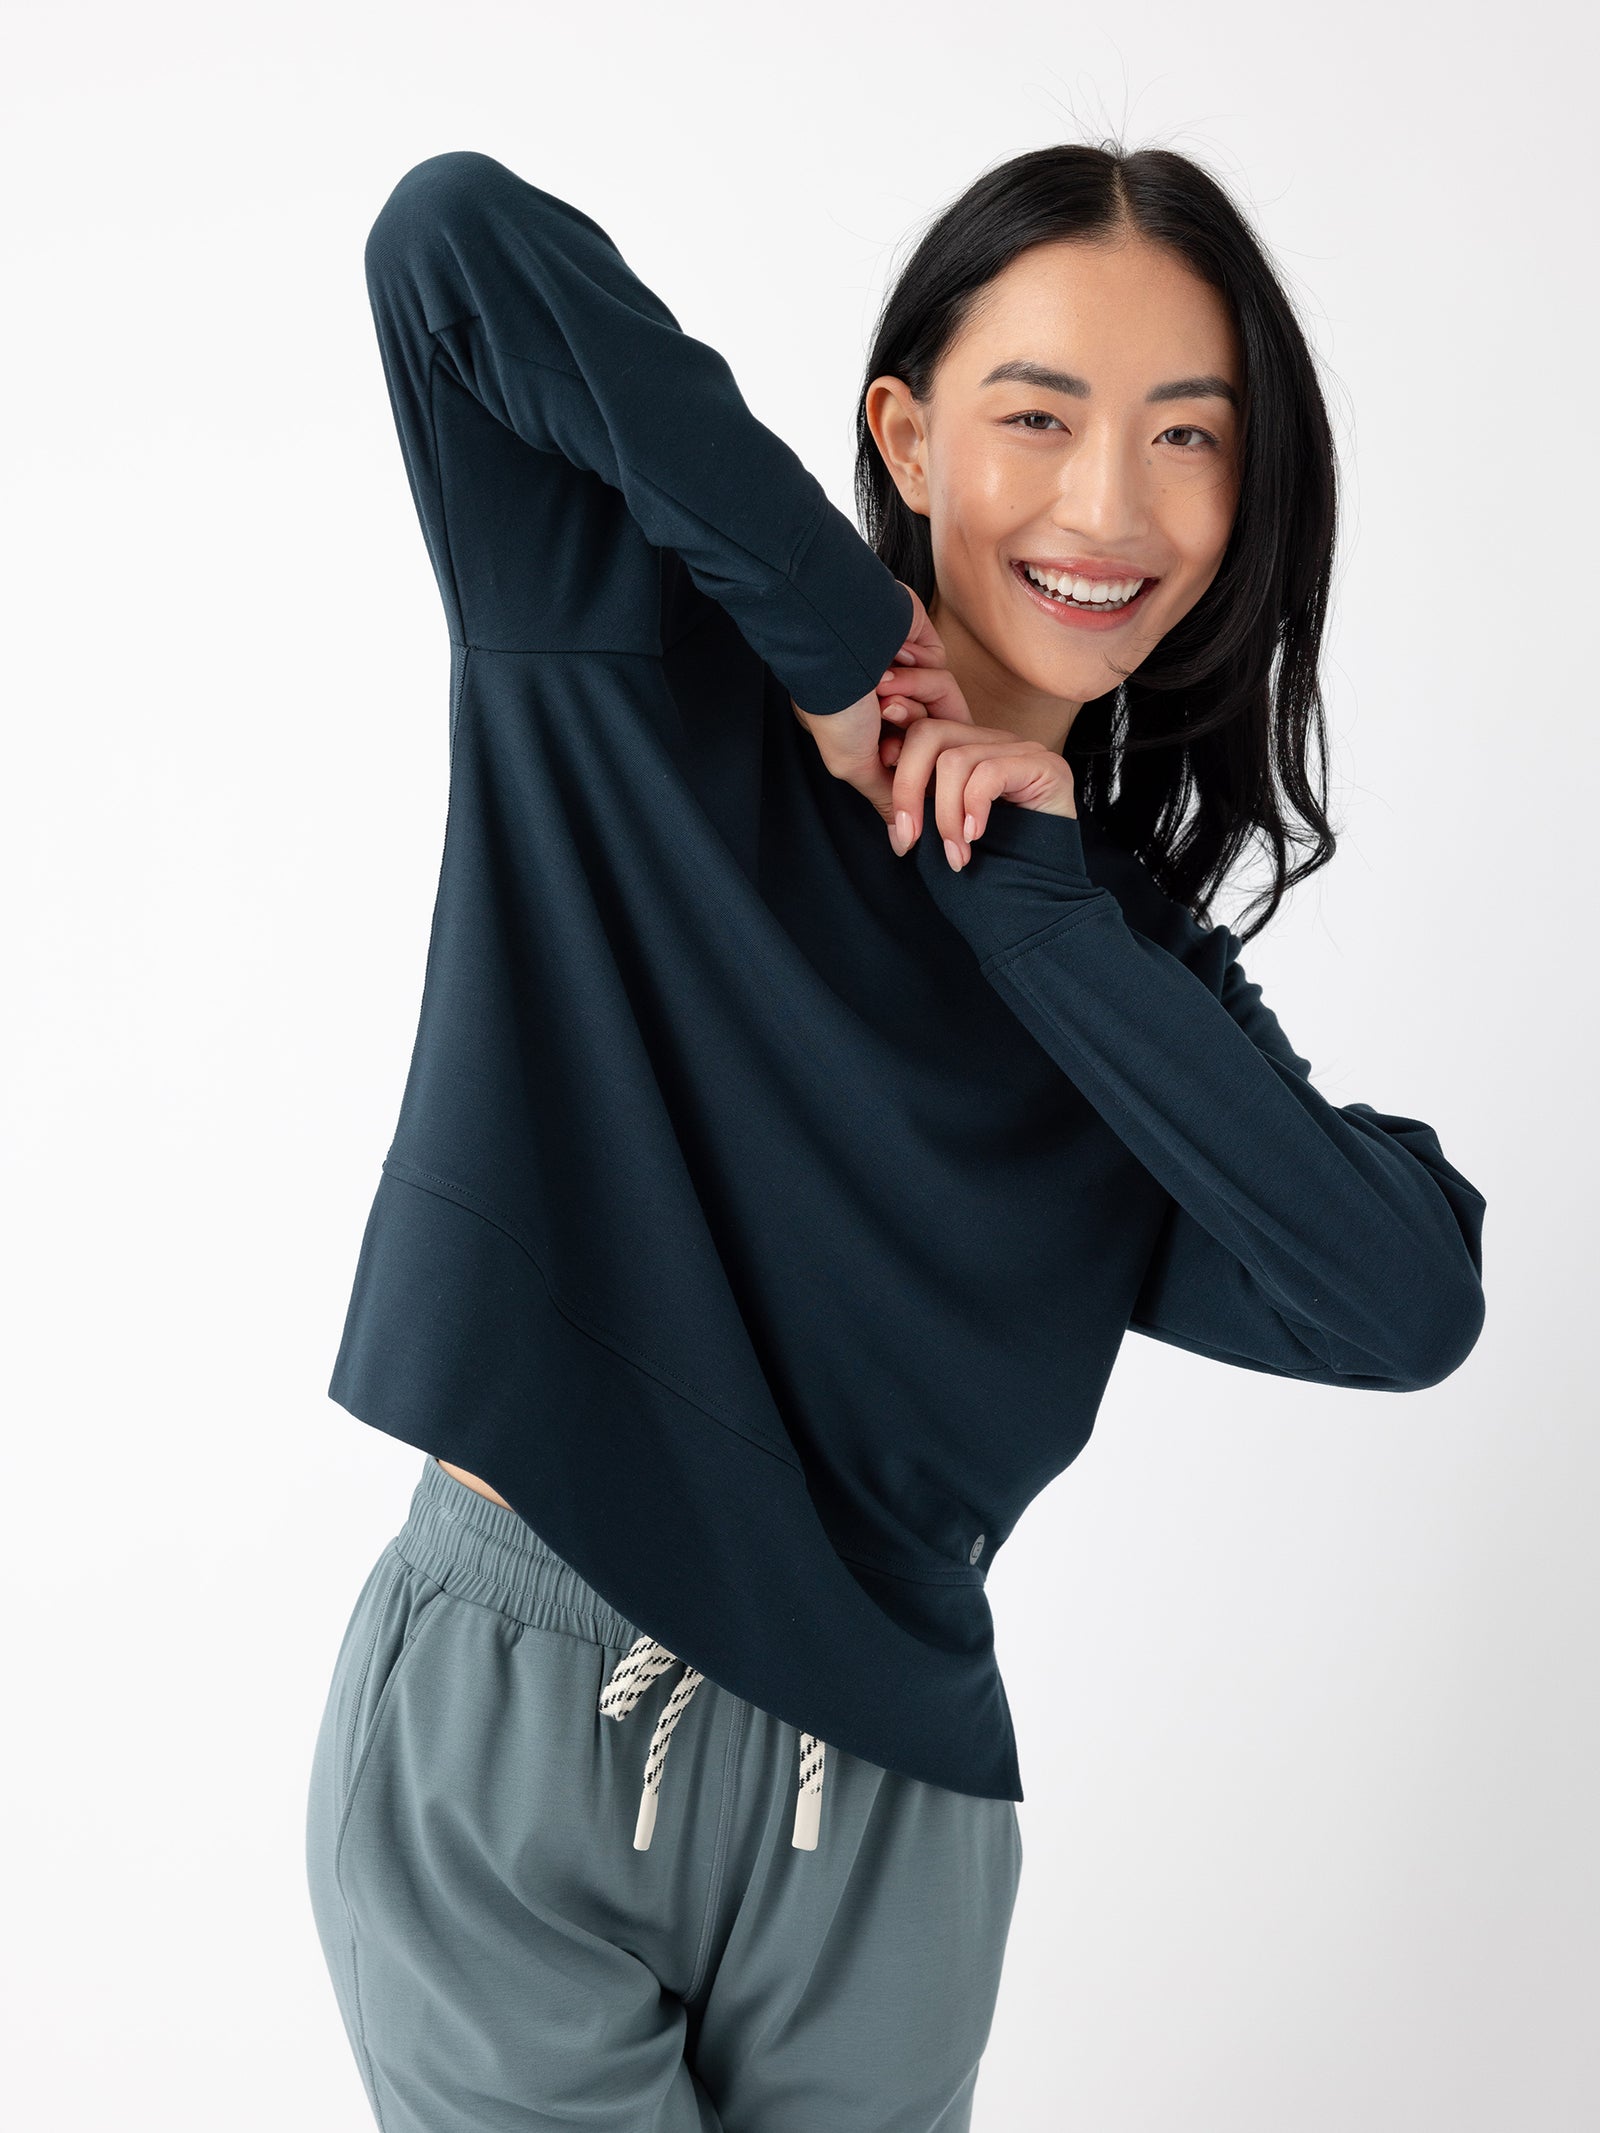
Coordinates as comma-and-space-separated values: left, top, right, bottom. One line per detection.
949, 236, 1240, 383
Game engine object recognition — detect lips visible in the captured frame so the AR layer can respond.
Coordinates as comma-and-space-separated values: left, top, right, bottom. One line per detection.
1010, 558, 1159, 629
1013, 557, 1158, 586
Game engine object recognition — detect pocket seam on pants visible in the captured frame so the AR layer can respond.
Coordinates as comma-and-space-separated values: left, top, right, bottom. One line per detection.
339, 1549, 410, 1808
333, 1578, 451, 1887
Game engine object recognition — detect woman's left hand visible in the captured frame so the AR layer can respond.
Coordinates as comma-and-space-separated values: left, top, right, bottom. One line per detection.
876, 673, 1078, 869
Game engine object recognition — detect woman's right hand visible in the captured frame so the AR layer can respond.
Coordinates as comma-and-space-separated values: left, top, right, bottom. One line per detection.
790, 582, 973, 825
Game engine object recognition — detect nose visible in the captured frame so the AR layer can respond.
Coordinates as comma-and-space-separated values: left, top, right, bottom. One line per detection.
1048, 421, 1151, 552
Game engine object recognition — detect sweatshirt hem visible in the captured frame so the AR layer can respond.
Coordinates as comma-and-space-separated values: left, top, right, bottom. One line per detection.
327, 1163, 1026, 1802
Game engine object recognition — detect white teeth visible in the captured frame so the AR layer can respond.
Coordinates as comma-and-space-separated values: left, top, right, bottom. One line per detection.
1021, 561, 1146, 607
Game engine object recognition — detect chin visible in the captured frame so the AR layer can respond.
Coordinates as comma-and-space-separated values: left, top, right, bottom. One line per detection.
1020, 646, 1120, 695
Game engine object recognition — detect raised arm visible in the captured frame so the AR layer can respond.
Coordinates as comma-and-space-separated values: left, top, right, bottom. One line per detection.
914, 803, 1488, 1391
362, 149, 913, 708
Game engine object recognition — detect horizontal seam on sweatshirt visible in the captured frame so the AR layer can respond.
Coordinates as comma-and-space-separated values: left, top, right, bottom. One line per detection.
439, 318, 882, 694
381, 1158, 806, 1475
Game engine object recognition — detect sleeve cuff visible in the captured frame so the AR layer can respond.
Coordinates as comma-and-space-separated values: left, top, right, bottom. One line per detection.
970, 797, 1089, 872
774, 502, 915, 717
913, 797, 1111, 962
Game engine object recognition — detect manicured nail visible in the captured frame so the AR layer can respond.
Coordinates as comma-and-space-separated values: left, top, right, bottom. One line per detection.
944, 836, 964, 870
893, 810, 913, 854
963, 813, 976, 840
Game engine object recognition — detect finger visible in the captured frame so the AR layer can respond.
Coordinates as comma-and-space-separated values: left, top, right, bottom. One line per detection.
934, 749, 977, 868
932, 743, 1029, 862
951, 754, 1004, 847
889, 638, 947, 670
885, 718, 939, 836
935, 750, 1032, 862
874, 663, 953, 707
897, 589, 948, 664
880, 662, 975, 727
889, 727, 997, 846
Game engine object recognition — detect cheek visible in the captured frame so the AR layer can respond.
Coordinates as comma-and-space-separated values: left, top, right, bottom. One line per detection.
1159, 482, 1237, 605
928, 445, 1029, 567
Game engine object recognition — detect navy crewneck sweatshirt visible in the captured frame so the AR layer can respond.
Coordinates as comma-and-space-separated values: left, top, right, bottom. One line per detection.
328, 150, 1487, 1802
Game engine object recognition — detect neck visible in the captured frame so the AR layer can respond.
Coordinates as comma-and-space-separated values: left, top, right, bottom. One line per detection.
928, 595, 1083, 755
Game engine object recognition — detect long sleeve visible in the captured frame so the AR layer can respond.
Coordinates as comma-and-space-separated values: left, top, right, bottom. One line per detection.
362, 149, 914, 712
914, 802, 1488, 1391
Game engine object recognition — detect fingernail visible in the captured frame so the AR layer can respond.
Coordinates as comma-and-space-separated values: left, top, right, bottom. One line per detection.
944, 836, 964, 870
894, 810, 913, 854
963, 813, 976, 840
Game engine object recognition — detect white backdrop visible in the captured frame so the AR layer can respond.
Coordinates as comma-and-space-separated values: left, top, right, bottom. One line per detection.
4, 2, 1593, 2125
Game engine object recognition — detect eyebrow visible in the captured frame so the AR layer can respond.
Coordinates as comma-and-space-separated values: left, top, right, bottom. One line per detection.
979, 358, 1239, 410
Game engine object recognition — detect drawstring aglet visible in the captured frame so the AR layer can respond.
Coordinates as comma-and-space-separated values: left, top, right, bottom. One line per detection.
792, 1732, 825, 1849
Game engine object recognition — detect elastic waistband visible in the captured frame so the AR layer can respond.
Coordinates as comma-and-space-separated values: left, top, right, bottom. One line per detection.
396, 1454, 829, 1851
393, 1455, 646, 1653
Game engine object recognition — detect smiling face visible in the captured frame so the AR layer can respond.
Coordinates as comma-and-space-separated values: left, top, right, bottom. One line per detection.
867, 232, 1243, 751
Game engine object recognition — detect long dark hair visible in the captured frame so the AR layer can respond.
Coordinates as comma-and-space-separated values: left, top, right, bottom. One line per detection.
854, 141, 1339, 943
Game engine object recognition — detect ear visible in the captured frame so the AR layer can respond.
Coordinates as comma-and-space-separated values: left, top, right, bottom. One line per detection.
865, 375, 931, 518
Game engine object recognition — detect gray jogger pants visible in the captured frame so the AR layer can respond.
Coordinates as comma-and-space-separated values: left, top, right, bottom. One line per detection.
304, 1454, 1024, 2131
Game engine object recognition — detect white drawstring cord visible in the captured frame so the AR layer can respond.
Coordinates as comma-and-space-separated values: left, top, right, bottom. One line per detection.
598, 1634, 825, 1851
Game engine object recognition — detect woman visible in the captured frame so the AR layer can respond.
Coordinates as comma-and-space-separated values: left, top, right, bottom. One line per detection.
305, 145, 1486, 2131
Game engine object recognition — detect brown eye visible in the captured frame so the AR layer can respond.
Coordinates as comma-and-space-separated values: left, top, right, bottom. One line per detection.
1160, 425, 1218, 451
